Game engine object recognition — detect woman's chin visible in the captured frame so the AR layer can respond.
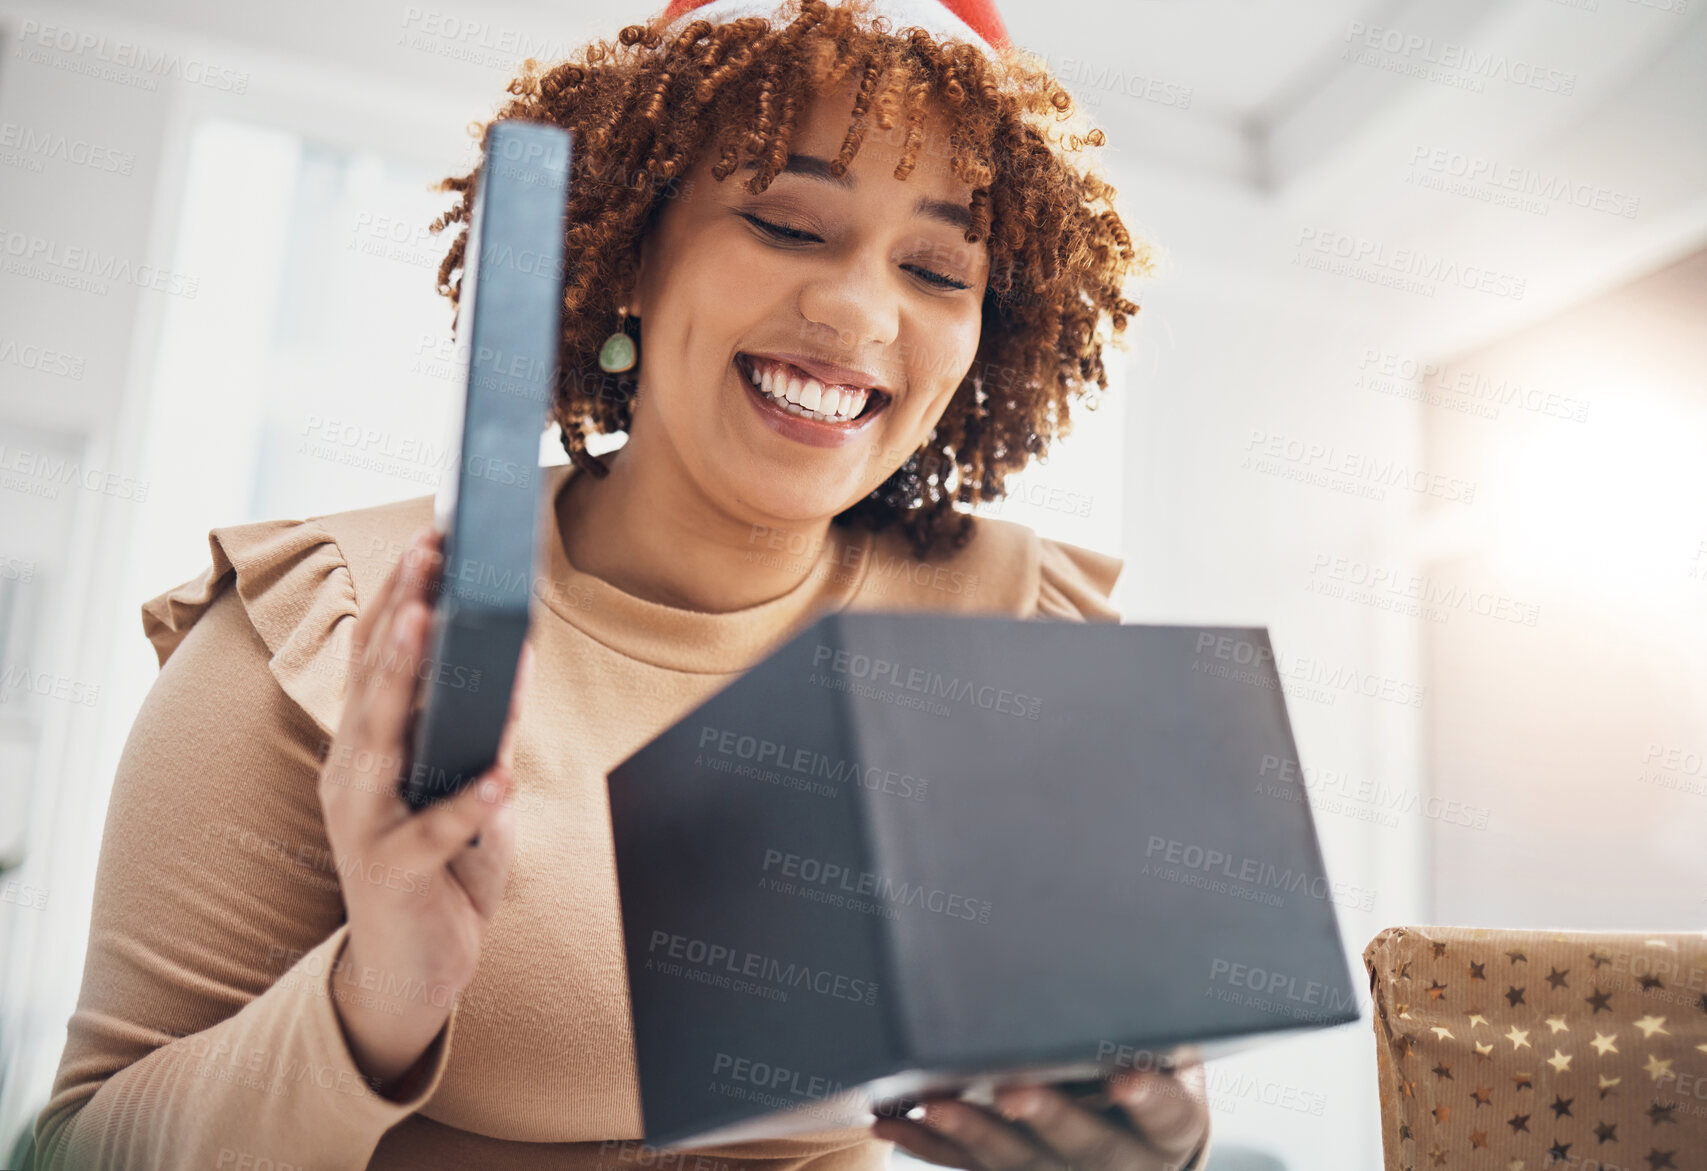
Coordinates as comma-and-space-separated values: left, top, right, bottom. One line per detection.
728, 480, 859, 531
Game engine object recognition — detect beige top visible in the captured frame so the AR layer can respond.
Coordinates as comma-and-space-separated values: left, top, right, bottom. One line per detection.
28, 460, 1194, 1170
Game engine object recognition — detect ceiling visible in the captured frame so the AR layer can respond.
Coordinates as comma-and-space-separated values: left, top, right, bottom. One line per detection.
33, 0, 1707, 358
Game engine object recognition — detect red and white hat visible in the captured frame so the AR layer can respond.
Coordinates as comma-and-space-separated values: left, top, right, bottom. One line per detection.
656, 0, 1012, 56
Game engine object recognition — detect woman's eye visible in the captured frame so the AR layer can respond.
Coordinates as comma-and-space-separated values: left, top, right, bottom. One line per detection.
741, 213, 820, 243
742, 213, 971, 291
905, 265, 972, 292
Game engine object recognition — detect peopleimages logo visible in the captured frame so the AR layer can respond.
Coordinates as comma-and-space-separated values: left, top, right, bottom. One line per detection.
0, 122, 136, 175
0, 229, 200, 298
1341, 22, 1577, 96
761, 848, 992, 923
1143, 835, 1377, 912
697, 725, 931, 801
15, 20, 250, 93
810, 644, 1043, 720
645, 930, 879, 1006
1295, 228, 1526, 301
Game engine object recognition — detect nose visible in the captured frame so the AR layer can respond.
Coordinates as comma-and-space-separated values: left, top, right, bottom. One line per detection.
796, 248, 900, 353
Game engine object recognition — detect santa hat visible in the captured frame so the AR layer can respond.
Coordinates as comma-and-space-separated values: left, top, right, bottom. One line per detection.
656, 0, 1012, 56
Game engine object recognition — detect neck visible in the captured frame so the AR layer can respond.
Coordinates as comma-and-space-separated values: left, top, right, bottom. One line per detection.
556, 440, 838, 613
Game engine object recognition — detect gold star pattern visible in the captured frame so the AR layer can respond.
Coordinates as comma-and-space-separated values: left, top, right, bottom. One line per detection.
1633, 1015, 1669, 1039
1368, 932, 1707, 1169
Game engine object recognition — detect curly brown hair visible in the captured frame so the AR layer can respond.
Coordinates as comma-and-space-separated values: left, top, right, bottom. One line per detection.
430, 0, 1150, 559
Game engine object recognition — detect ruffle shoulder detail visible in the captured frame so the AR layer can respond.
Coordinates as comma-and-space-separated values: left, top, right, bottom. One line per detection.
140, 517, 359, 739
1034, 535, 1125, 622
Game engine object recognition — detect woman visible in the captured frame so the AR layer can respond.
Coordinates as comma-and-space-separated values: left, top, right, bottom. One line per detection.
29, 0, 1210, 1167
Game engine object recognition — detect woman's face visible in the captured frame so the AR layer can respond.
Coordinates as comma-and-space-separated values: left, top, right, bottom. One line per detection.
622, 75, 990, 528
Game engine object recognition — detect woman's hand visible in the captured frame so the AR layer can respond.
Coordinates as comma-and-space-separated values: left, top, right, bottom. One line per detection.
318, 525, 533, 1097
873, 1064, 1210, 1171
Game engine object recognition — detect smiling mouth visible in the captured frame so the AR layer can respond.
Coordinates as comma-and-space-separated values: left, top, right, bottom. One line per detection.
735, 353, 892, 424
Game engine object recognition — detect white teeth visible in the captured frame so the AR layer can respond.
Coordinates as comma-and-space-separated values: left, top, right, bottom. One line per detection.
742, 355, 876, 423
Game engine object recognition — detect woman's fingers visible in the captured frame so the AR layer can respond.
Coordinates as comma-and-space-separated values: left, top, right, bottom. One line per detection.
399, 765, 513, 869
869, 1115, 981, 1169
358, 529, 440, 682
348, 526, 418, 664
1105, 1066, 1211, 1162
912, 1100, 1065, 1170
333, 592, 432, 833
873, 1069, 1211, 1171
989, 1086, 1153, 1169
448, 796, 516, 918
352, 526, 434, 679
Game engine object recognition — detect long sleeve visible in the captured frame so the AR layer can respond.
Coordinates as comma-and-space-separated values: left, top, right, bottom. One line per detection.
30, 525, 458, 1171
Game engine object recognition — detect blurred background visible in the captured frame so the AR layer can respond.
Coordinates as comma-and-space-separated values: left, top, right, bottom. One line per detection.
1, 0, 1704, 1166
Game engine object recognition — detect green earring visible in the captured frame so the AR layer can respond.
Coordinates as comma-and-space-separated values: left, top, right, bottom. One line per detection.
598, 309, 637, 373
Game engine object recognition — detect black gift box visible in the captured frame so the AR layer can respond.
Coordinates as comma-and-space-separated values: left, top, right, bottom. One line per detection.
606, 614, 1360, 1147
405, 121, 568, 810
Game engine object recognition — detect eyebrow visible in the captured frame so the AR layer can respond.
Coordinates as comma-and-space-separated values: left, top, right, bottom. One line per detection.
740, 153, 973, 231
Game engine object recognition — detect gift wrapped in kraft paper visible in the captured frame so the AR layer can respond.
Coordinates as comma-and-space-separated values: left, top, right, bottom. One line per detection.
1364, 926, 1707, 1169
